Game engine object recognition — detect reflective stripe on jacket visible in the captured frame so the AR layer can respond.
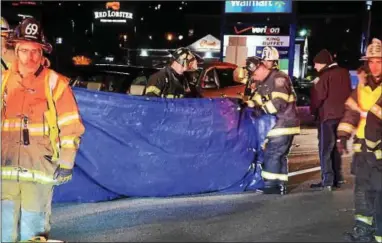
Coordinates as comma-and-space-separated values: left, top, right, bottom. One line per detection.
337, 74, 382, 154
249, 70, 300, 137
1, 61, 85, 184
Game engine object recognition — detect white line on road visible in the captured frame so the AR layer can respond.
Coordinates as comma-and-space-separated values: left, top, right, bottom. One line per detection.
288, 166, 321, 177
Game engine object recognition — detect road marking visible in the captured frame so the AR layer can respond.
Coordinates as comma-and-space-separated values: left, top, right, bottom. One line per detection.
288, 166, 321, 177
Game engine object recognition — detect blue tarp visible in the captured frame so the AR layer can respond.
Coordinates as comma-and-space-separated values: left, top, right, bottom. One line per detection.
53, 88, 276, 203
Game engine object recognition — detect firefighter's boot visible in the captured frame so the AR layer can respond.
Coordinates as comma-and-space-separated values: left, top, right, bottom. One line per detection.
343, 224, 375, 242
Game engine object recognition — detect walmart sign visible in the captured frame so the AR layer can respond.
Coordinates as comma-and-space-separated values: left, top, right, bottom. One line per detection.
225, 0, 292, 13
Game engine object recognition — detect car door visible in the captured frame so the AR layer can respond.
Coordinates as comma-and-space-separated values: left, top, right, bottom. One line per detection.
199, 67, 224, 98
214, 67, 246, 99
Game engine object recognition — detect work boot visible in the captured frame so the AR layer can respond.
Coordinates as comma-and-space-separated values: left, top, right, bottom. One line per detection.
343, 225, 375, 242
261, 184, 287, 195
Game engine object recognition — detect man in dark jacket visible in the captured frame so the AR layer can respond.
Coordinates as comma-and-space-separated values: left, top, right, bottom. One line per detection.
145, 47, 197, 98
310, 49, 352, 190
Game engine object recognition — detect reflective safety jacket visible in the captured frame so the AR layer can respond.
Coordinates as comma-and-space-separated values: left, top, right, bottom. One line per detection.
1, 61, 85, 184
248, 70, 300, 137
365, 95, 382, 161
1, 48, 15, 71
145, 66, 188, 98
337, 75, 381, 158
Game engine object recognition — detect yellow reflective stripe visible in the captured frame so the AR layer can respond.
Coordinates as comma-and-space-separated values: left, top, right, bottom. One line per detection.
356, 118, 367, 139
375, 236, 382, 243
2, 122, 49, 135
146, 86, 161, 96
1, 70, 11, 112
252, 94, 263, 105
345, 97, 362, 113
365, 139, 381, 149
58, 160, 74, 169
338, 122, 355, 134
355, 214, 373, 225
271, 91, 290, 102
353, 144, 362, 152
267, 127, 300, 137
59, 136, 80, 149
53, 81, 67, 102
57, 112, 81, 127
165, 94, 184, 98
45, 70, 60, 162
375, 150, 382, 160
1, 167, 57, 185
263, 101, 277, 114
370, 104, 382, 120
262, 171, 288, 181
288, 94, 296, 102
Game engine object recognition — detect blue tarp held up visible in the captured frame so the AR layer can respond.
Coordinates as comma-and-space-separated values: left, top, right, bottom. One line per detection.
53, 89, 276, 203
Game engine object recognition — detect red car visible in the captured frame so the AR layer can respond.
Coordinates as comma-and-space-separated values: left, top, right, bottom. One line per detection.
185, 61, 246, 99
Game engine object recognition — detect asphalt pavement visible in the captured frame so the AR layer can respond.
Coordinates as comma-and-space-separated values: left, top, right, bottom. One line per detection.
50, 128, 357, 242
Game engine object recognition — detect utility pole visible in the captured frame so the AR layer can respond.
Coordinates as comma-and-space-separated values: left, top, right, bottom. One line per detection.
361, 1, 373, 55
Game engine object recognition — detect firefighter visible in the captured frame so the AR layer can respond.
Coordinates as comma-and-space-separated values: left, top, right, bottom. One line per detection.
245, 56, 300, 194
364, 94, 382, 243
261, 46, 279, 70
1, 18, 85, 242
145, 47, 197, 98
337, 38, 382, 242
1, 16, 15, 70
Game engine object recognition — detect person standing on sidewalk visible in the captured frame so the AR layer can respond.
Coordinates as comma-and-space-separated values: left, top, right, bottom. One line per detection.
309, 49, 352, 190
336, 38, 382, 242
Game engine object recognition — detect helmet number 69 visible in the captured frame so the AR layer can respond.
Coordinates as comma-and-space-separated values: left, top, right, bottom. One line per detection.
25, 23, 39, 35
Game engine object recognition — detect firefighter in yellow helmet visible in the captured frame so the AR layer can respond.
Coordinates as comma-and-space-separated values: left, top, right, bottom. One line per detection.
1, 17, 85, 242
1, 16, 16, 70
261, 46, 280, 70
338, 38, 382, 242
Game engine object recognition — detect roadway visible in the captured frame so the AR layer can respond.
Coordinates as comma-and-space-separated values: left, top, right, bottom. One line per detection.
50, 128, 356, 242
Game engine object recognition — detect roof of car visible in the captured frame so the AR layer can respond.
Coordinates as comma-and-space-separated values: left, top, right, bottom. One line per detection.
201, 61, 238, 69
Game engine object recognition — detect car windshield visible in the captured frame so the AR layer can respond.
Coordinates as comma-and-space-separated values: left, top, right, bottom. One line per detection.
215, 68, 240, 88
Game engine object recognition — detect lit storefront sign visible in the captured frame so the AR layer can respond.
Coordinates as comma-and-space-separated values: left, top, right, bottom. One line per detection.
93, 2, 133, 24
225, 0, 292, 13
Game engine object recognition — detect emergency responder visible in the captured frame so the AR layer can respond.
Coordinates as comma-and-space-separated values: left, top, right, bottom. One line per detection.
244, 56, 300, 194
364, 93, 382, 243
261, 46, 279, 70
1, 16, 15, 70
336, 38, 382, 242
1, 17, 85, 242
145, 47, 197, 98
309, 49, 352, 190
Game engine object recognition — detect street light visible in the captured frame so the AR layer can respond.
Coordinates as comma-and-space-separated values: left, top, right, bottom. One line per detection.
299, 29, 308, 37
167, 33, 173, 41
178, 35, 183, 40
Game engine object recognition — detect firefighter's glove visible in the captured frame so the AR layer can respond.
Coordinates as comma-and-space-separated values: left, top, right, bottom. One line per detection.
336, 138, 349, 155
53, 165, 73, 184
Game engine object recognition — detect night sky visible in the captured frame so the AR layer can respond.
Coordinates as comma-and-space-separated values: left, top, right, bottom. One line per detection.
2, 1, 381, 70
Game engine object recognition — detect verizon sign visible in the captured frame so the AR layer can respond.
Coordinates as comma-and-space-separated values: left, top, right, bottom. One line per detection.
252, 26, 280, 35
230, 24, 288, 36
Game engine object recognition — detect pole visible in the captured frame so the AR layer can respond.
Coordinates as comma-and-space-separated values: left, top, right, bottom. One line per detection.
361, 1, 373, 55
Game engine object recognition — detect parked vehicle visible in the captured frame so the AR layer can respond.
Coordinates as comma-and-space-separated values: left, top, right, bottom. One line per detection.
68, 64, 159, 95
187, 62, 312, 106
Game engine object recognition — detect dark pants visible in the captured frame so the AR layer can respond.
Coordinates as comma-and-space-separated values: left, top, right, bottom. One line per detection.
262, 135, 294, 187
352, 152, 382, 237
318, 119, 343, 186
